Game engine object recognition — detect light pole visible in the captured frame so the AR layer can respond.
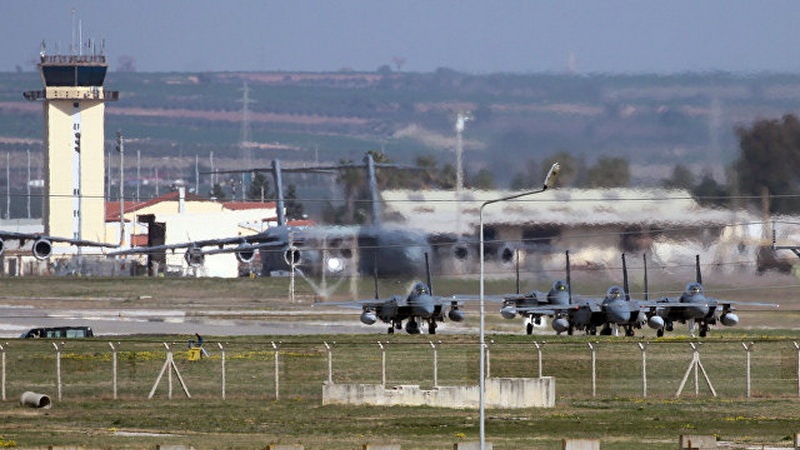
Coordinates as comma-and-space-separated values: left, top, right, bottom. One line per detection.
478, 162, 560, 449
116, 132, 125, 247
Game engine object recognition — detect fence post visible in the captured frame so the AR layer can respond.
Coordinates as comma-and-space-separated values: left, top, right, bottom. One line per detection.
218, 342, 226, 400
534, 341, 545, 378
486, 339, 493, 379
377, 342, 386, 386
794, 342, 799, 398
53, 342, 62, 401
0, 343, 5, 401
588, 342, 596, 397
638, 342, 648, 398
324, 342, 334, 385
272, 341, 280, 400
742, 342, 754, 398
430, 341, 439, 388
108, 342, 118, 400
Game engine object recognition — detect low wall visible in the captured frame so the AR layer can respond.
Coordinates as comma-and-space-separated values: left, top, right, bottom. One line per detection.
322, 377, 555, 409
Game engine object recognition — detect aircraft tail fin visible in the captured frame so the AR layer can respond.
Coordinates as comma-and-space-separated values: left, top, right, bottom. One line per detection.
643, 253, 649, 301
365, 153, 381, 227
515, 249, 520, 294
271, 160, 286, 227
565, 250, 572, 304
622, 253, 631, 301
425, 252, 432, 295
373, 253, 379, 299
695, 254, 702, 285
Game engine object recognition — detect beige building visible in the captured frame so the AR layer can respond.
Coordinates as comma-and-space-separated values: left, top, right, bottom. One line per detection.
106, 188, 278, 277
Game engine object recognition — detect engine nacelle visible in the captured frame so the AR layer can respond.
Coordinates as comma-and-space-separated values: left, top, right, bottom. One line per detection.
647, 315, 665, 330
552, 318, 570, 333
448, 307, 465, 322
32, 238, 52, 260
453, 243, 469, 261
500, 305, 518, 320
283, 246, 301, 267
233, 244, 256, 264
184, 247, 205, 267
720, 312, 739, 327
499, 244, 517, 265
360, 311, 377, 325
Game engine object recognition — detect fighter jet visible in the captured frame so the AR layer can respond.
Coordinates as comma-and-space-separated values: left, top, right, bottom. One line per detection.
644, 255, 778, 337
505, 253, 649, 336
499, 251, 572, 335
318, 254, 467, 334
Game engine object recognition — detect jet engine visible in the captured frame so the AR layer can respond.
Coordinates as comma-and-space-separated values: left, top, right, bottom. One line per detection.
647, 315, 665, 330
448, 306, 465, 322
234, 244, 257, 264
360, 310, 377, 325
720, 312, 739, 327
500, 305, 518, 320
283, 246, 301, 267
552, 318, 570, 333
32, 238, 53, 260
184, 247, 205, 267
405, 320, 420, 334
453, 243, 470, 261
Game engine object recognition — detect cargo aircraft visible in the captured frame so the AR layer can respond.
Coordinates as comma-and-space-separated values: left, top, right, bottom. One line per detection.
110, 152, 497, 278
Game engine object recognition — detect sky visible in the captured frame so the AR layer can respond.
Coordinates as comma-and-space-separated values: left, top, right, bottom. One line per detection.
2, 0, 800, 74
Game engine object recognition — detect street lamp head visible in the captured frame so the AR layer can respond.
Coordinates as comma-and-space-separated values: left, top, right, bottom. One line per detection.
543, 162, 561, 190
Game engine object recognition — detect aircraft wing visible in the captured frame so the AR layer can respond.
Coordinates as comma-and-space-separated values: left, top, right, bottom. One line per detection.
642, 297, 778, 309
0, 231, 116, 248
107, 230, 288, 256
315, 295, 404, 310
513, 305, 578, 315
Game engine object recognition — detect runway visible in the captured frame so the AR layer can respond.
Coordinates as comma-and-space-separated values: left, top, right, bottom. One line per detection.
0, 304, 472, 338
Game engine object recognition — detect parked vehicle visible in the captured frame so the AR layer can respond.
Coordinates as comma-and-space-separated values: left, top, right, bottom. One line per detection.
21, 326, 94, 339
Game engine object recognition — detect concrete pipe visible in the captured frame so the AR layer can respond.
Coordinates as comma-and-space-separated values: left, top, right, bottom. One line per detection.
19, 391, 51, 409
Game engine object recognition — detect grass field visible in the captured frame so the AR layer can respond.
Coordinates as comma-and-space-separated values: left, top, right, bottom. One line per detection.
0, 273, 799, 449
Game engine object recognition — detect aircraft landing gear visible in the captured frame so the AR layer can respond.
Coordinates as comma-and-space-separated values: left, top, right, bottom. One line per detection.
599, 325, 612, 336
428, 319, 437, 335
656, 328, 664, 337
624, 326, 635, 337
526, 322, 534, 335
699, 323, 709, 337
405, 319, 420, 334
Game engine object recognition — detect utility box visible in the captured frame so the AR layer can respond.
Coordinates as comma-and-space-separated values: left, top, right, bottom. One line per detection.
563, 438, 600, 450
679, 435, 717, 449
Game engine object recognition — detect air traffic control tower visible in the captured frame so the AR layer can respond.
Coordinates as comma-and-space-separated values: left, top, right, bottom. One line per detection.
23, 51, 118, 249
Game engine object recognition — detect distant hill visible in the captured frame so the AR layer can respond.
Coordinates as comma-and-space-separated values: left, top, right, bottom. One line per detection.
1, 69, 799, 218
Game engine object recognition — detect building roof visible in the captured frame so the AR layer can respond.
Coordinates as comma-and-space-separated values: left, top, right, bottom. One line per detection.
381, 188, 759, 234
105, 190, 212, 222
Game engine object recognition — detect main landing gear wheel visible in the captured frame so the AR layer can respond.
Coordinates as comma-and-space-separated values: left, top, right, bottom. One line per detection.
428, 320, 437, 335
526, 323, 534, 335
657, 328, 664, 337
